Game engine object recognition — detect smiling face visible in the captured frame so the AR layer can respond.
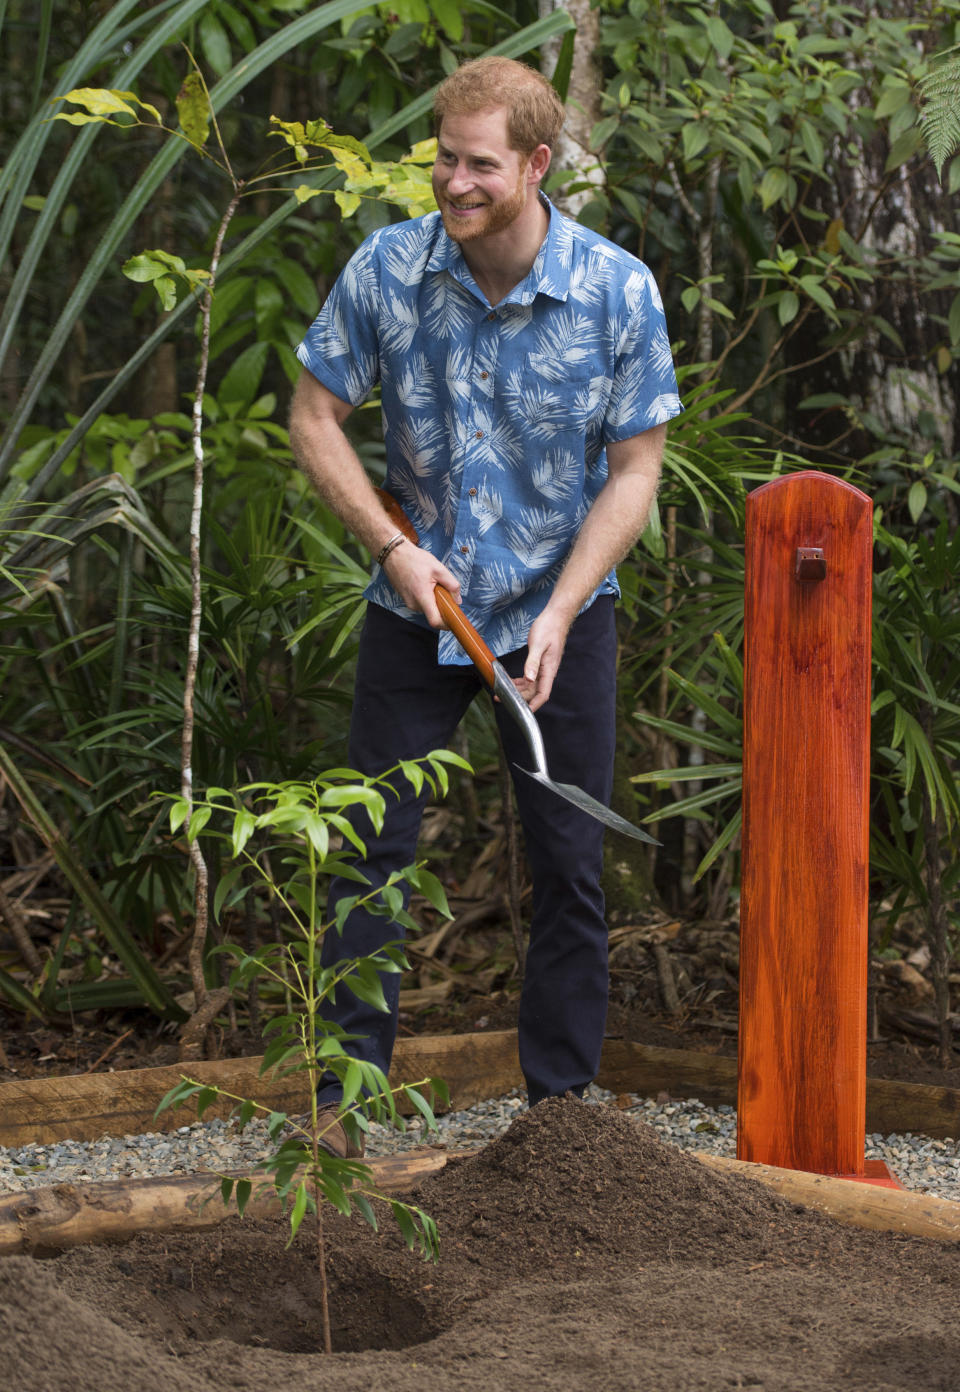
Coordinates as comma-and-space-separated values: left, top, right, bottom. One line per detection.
432, 107, 543, 245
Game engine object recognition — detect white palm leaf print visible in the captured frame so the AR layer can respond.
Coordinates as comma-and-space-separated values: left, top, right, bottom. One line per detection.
527, 312, 602, 380
503, 370, 574, 441
395, 475, 439, 532
392, 414, 445, 476
504, 506, 571, 569
607, 360, 654, 431
485, 612, 525, 654
472, 404, 523, 470
423, 275, 475, 340
531, 450, 580, 504
648, 391, 684, 423
648, 323, 677, 381
334, 348, 377, 403
381, 231, 433, 288
394, 352, 437, 410
498, 303, 533, 340
341, 243, 379, 300
437, 468, 459, 533
381, 292, 420, 355
552, 216, 574, 270
469, 487, 503, 535
623, 267, 655, 317
472, 560, 527, 610
566, 256, 609, 309
444, 345, 474, 404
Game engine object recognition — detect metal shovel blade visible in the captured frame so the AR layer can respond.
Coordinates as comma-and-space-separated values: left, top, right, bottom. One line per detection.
514, 765, 661, 844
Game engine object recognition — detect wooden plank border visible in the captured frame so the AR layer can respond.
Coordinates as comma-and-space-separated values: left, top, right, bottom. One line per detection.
2, 1146, 959, 1257
0, 1031, 957, 1148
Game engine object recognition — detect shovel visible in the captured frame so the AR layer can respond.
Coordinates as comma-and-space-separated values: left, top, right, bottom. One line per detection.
376, 490, 659, 843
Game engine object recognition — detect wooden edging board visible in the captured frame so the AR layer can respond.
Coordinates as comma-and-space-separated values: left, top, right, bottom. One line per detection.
2, 1145, 959, 1257
0, 1030, 958, 1148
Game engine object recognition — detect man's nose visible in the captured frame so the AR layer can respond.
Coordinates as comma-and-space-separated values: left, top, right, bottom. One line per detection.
447, 161, 474, 194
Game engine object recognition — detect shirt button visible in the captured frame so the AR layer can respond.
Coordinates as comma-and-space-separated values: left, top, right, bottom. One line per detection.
460, 545, 469, 554
475, 430, 483, 439
480, 371, 489, 380
487, 313, 495, 321
468, 487, 477, 496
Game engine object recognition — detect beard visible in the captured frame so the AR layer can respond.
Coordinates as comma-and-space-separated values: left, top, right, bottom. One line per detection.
434, 166, 528, 244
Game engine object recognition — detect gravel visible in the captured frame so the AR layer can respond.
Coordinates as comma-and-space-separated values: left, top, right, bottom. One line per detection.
2, 1089, 959, 1202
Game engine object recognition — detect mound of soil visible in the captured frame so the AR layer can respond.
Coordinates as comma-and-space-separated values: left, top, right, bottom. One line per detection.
3, 1098, 960, 1391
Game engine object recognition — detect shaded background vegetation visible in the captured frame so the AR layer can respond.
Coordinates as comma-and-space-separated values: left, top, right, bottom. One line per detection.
0, 0, 957, 1065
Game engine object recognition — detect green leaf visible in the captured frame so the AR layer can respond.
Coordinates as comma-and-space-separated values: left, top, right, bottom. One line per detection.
199, 12, 234, 78
289, 1180, 309, 1239
195, 1085, 219, 1118
759, 167, 789, 211
907, 480, 927, 523
427, 0, 463, 41
176, 70, 212, 146
213, 864, 244, 922
948, 292, 960, 346
875, 81, 913, 121
681, 285, 701, 314
682, 122, 710, 163
705, 15, 735, 59
778, 290, 800, 325
218, 341, 269, 409
55, 87, 138, 120
123, 249, 187, 283
798, 120, 824, 168
235, 1178, 252, 1216
884, 125, 924, 173
231, 809, 257, 858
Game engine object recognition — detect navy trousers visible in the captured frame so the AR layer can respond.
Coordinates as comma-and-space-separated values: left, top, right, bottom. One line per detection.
318, 596, 617, 1106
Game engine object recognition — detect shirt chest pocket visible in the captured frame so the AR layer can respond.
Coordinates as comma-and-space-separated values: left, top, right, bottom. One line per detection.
519, 354, 610, 435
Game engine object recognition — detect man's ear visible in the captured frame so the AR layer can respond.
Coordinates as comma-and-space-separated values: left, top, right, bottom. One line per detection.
527, 142, 552, 186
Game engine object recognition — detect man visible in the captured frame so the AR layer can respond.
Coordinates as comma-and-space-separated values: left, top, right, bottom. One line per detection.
289, 57, 681, 1154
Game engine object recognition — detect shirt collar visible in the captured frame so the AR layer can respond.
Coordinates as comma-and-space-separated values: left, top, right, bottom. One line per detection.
426, 194, 572, 306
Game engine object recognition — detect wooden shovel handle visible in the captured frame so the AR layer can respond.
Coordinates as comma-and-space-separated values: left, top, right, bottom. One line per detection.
375, 489, 496, 687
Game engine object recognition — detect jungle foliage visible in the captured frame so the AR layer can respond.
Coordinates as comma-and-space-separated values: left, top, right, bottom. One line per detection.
0, 0, 957, 1055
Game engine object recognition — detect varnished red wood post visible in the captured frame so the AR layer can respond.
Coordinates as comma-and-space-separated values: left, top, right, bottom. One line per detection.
738, 472, 872, 1176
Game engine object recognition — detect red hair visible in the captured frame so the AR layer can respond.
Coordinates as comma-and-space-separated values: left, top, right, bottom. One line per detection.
433, 57, 565, 155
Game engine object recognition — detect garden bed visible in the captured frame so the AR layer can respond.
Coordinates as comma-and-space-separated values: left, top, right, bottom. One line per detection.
4, 1096, 960, 1392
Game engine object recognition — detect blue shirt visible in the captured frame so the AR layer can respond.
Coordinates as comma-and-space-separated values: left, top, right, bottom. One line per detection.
297, 198, 682, 665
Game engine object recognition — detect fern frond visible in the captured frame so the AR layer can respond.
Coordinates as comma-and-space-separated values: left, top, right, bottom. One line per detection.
917, 46, 960, 180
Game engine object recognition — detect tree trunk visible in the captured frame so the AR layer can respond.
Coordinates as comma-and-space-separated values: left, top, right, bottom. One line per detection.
539, 0, 606, 217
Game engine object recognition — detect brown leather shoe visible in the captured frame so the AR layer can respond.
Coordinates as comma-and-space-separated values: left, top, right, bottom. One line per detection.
313, 1104, 366, 1160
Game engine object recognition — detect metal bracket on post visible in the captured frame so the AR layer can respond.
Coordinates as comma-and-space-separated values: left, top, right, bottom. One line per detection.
795, 546, 826, 582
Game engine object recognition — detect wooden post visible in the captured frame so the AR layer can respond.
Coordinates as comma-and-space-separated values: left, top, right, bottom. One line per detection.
738, 472, 873, 1177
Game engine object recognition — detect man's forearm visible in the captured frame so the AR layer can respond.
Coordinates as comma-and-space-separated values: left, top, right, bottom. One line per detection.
289, 382, 397, 557
289, 369, 463, 625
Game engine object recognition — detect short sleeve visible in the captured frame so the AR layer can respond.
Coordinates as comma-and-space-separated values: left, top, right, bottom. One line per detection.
295, 235, 383, 406
603, 267, 682, 443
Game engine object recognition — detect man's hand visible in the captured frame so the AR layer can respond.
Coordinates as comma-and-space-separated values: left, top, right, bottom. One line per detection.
382, 541, 461, 629
513, 602, 574, 713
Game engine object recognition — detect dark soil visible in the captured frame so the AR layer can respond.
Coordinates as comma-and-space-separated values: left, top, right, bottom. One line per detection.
4, 1096, 960, 1392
